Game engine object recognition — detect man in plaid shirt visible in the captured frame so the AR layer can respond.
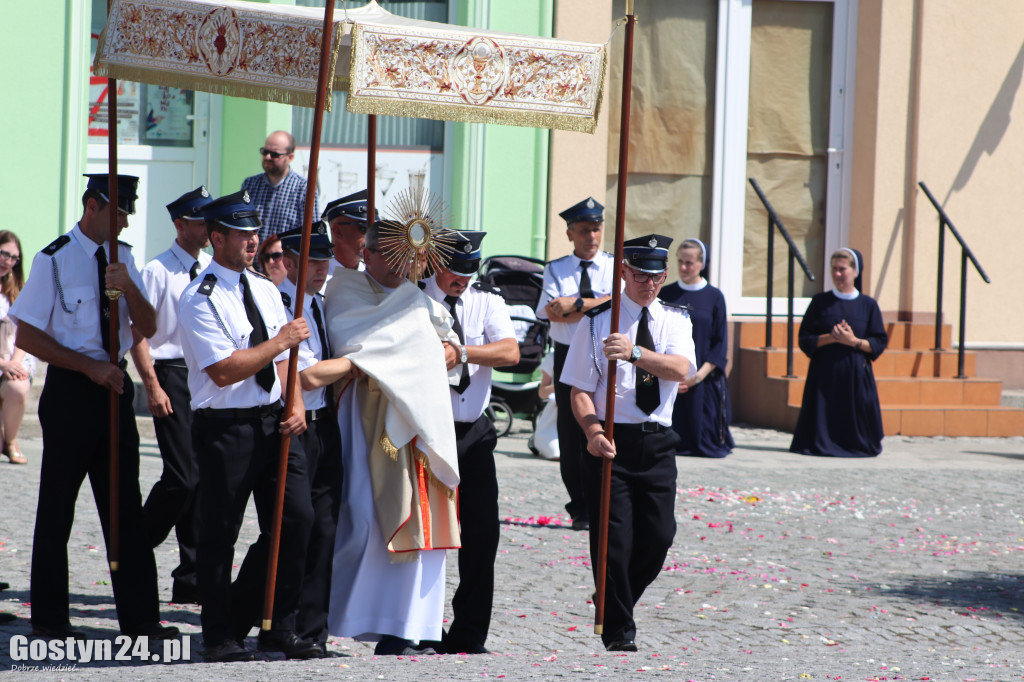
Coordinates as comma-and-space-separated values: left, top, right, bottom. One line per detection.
242, 130, 321, 246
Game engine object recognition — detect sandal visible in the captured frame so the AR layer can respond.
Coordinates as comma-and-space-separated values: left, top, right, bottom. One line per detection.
3, 442, 26, 465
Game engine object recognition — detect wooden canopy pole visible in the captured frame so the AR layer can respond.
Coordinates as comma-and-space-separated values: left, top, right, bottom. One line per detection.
105, 0, 122, 573
594, 0, 636, 636
261, 0, 336, 631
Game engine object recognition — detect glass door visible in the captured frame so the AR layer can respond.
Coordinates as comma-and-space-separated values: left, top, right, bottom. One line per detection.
712, 0, 856, 315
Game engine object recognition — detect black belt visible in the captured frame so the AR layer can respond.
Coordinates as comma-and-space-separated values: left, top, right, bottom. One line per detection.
305, 407, 332, 423
606, 421, 668, 434
153, 358, 187, 369
195, 403, 281, 420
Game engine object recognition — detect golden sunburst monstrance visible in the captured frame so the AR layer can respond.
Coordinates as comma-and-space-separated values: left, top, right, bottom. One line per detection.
378, 184, 458, 283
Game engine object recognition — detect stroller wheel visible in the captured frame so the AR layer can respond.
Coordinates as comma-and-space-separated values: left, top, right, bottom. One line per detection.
486, 398, 514, 438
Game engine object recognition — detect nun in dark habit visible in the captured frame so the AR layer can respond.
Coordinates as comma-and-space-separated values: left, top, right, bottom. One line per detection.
658, 238, 734, 458
790, 248, 888, 457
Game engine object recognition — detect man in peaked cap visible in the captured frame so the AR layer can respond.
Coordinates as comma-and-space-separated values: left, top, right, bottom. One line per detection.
177, 189, 320, 662
536, 197, 614, 532
228, 221, 348, 656
560, 234, 697, 652
420, 230, 518, 654
10, 174, 176, 641
323, 189, 377, 274
129, 186, 213, 606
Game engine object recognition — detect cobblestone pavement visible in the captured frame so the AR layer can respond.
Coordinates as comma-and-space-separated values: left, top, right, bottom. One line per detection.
1, 419, 1023, 680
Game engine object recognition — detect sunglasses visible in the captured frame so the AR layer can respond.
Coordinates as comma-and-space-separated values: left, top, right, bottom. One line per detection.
628, 270, 667, 284
262, 251, 284, 262
259, 147, 289, 159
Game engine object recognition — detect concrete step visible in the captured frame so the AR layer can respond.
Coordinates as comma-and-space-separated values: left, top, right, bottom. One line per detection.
880, 404, 1024, 437
742, 346, 978, 379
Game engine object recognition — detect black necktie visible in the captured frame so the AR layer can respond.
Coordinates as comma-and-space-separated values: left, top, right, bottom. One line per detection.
310, 297, 330, 359
96, 246, 111, 353
189, 260, 200, 281
635, 306, 660, 415
445, 295, 471, 395
240, 273, 276, 393
579, 260, 594, 299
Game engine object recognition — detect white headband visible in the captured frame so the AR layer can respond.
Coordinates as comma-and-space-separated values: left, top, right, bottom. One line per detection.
838, 247, 860, 275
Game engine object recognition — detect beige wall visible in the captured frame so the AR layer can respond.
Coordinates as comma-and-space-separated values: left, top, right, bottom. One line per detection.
855, 0, 1024, 345
547, 0, 613, 259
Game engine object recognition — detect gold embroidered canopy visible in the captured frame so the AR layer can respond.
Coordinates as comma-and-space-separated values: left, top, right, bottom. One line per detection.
94, 0, 607, 133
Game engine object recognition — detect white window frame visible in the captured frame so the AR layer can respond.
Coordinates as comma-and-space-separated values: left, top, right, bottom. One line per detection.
710, 0, 859, 316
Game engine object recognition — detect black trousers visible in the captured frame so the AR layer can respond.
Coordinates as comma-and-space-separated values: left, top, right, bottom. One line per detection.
31, 365, 159, 632
142, 362, 199, 593
193, 407, 314, 647
295, 415, 343, 644
553, 342, 588, 522
446, 415, 500, 650
583, 423, 678, 645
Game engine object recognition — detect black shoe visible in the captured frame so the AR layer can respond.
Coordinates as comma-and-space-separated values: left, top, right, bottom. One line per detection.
124, 623, 180, 640
605, 640, 638, 652
418, 638, 446, 654
374, 636, 436, 656
446, 642, 491, 654
0, 581, 9, 591
0, 612, 16, 623
171, 583, 201, 605
32, 623, 87, 640
257, 630, 322, 660
571, 518, 590, 531
203, 640, 256, 663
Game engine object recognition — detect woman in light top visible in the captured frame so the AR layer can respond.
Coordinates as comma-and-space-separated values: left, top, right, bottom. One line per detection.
0, 230, 34, 464
790, 248, 888, 457
658, 238, 733, 458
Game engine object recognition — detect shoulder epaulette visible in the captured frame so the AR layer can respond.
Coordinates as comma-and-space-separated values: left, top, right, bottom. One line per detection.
550, 254, 572, 264
249, 269, 271, 281
585, 300, 612, 318
472, 281, 502, 296
416, 280, 427, 290
117, 239, 133, 249
280, 291, 292, 309
42, 235, 71, 256
197, 273, 217, 297
661, 300, 692, 313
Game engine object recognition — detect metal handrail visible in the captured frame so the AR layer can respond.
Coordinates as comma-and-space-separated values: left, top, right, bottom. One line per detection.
748, 178, 816, 377
918, 182, 991, 379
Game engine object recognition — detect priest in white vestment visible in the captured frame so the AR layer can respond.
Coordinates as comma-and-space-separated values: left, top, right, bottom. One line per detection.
323, 222, 462, 655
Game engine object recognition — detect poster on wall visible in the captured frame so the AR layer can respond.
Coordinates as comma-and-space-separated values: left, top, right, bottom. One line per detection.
88, 78, 140, 144
141, 87, 194, 146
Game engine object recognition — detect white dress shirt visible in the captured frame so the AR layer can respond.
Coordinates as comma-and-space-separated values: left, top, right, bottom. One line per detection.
10, 224, 145, 362
560, 295, 696, 427
278, 277, 328, 411
141, 240, 212, 360
178, 260, 312, 410
422, 276, 517, 423
536, 250, 615, 345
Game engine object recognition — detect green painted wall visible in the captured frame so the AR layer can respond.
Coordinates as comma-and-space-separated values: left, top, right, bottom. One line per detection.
450, 0, 553, 261
3, 1, 83, 268
219, 100, 293, 194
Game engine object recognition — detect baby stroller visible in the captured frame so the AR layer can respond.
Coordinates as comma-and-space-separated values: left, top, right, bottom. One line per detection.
478, 255, 550, 437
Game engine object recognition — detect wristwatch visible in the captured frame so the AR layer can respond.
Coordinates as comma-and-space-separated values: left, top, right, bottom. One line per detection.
459, 344, 469, 365
574, 297, 584, 312
628, 345, 642, 363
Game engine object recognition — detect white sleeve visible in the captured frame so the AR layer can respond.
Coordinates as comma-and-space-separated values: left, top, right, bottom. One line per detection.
559, 315, 600, 393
